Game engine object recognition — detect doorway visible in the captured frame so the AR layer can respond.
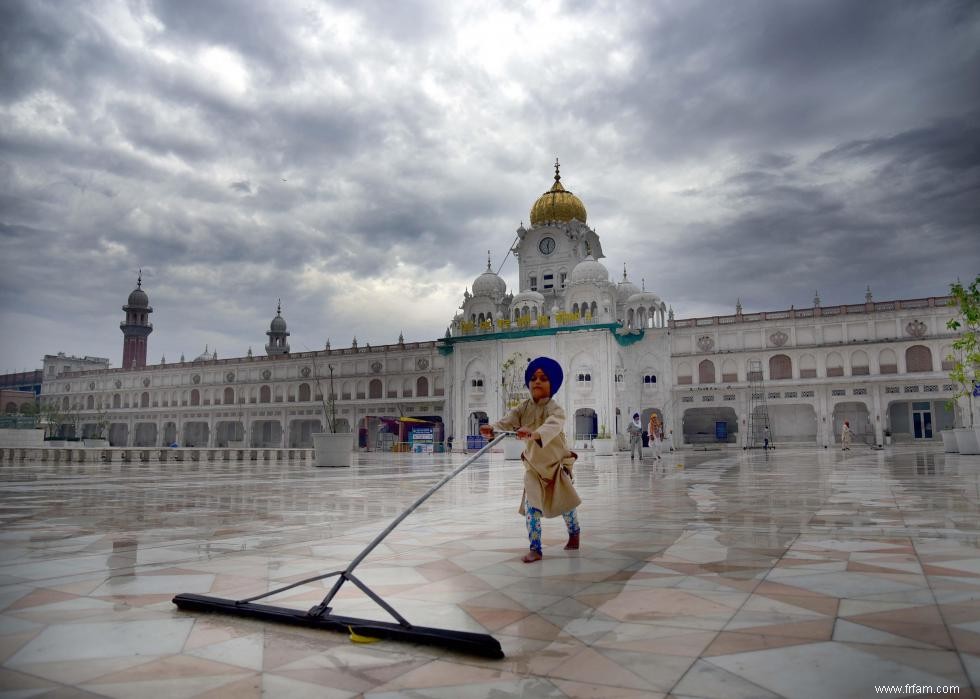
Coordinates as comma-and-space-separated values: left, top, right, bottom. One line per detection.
912, 401, 933, 440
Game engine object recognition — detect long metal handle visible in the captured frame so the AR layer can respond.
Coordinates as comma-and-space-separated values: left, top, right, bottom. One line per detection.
343, 431, 513, 576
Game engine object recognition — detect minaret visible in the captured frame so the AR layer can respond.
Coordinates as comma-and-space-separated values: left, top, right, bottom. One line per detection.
120, 270, 153, 369
265, 300, 290, 356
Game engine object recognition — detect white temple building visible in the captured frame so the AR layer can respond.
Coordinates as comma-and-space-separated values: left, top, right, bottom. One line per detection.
40, 163, 967, 451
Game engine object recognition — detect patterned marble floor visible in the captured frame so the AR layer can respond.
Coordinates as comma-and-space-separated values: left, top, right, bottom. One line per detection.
1, 444, 979, 698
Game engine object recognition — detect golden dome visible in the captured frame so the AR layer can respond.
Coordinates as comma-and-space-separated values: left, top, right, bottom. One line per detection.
529, 159, 587, 226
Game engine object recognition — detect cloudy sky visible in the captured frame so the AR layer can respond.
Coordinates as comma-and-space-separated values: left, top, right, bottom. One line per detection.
1, 0, 978, 373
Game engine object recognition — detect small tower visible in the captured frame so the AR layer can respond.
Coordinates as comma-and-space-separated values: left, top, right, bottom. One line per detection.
120, 270, 153, 369
265, 300, 290, 356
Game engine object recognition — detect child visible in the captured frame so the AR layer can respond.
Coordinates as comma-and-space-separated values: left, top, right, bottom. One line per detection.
841, 420, 852, 451
626, 412, 643, 461
480, 356, 581, 563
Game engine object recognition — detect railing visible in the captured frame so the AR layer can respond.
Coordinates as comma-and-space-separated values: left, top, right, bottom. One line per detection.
0, 416, 38, 429
669, 296, 952, 329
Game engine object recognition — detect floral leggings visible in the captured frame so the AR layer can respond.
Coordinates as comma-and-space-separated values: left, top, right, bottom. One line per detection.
525, 497, 580, 553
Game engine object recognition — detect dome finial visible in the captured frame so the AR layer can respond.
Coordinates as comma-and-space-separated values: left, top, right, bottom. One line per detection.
487, 250, 492, 270
554, 157, 561, 183
623, 263, 628, 281
137, 268, 142, 288
276, 298, 282, 316
642, 277, 646, 292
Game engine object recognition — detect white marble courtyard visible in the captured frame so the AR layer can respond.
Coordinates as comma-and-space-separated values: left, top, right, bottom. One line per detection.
1, 444, 979, 698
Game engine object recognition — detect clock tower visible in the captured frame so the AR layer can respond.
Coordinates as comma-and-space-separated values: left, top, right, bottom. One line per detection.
512, 160, 604, 300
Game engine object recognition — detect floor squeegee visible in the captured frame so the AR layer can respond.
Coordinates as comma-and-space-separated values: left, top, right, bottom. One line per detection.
173, 432, 514, 659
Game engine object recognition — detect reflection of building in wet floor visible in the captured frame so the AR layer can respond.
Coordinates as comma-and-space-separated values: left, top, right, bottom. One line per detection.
107, 538, 138, 581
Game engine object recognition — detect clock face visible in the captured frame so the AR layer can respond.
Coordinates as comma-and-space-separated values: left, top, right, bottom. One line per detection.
538, 236, 556, 255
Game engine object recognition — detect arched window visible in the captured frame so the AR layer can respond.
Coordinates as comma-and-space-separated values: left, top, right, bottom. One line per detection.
260, 385, 271, 403
4, 402, 16, 414
678, 362, 692, 385
591, 301, 598, 318
698, 359, 716, 384
826, 352, 844, 377
643, 374, 657, 384
799, 354, 817, 379
941, 345, 956, 371
369, 379, 382, 399
416, 376, 429, 397
769, 355, 792, 380
190, 389, 200, 406
298, 383, 311, 402
572, 303, 579, 316
63, 396, 69, 410
113, 393, 120, 409
86, 395, 94, 410
140, 392, 149, 408
224, 387, 235, 404
722, 359, 737, 383
879, 348, 898, 374
906, 345, 932, 373
851, 350, 869, 376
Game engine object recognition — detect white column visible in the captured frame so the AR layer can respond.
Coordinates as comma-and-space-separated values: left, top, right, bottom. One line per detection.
872, 387, 884, 446
818, 388, 831, 448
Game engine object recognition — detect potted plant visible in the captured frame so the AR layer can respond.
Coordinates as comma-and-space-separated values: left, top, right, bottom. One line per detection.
593, 424, 615, 456
500, 352, 529, 460
310, 360, 354, 467
946, 276, 980, 455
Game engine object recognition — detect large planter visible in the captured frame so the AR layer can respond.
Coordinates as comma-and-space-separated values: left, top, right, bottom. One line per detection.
83, 439, 110, 448
503, 438, 525, 460
312, 432, 354, 467
942, 430, 959, 453
954, 428, 980, 455
593, 438, 615, 456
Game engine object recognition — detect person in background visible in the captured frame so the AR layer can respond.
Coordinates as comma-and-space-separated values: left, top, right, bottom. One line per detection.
841, 420, 852, 451
480, 356, 581, 563
627, 412, 643, 461
649, 413, 663, 460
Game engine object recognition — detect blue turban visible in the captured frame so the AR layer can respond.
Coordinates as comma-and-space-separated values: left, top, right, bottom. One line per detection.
524, 356, 563, 396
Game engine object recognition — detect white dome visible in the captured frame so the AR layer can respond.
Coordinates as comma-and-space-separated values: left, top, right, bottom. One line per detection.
568, 256, 609, 285
616, 278, 640, 304
627, 290, 662, 306
512, 290, 545, 305
472, 268, 506, 298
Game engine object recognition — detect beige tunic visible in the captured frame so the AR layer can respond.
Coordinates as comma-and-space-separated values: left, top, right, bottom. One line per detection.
493, 398, 581, 518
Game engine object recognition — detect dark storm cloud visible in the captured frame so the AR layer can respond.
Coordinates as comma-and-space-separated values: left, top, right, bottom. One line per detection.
1, 0, 978, 371
658, 114, 980, 313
